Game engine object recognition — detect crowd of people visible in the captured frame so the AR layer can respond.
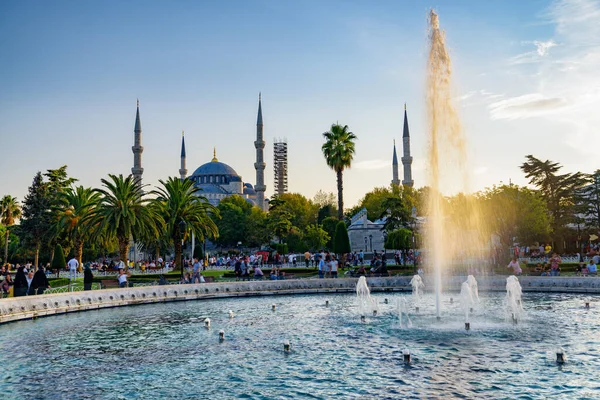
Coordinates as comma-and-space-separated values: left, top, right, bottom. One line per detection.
0, 264, 50, 297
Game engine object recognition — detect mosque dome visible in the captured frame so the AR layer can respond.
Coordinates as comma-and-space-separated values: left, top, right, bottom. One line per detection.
192, 161, 238, 177
243, 183, 256, 195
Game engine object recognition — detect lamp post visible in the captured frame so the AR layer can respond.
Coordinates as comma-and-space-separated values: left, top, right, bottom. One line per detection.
383, 230, 388, 261
179, 220, 186, 283
411, 206, 417, 274
369, 235, 373, 253
364, 236, 368, 253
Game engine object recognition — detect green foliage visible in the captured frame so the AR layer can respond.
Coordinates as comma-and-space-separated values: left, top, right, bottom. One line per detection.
479, 184, 550, 250
48, 277, 70, 287
578, 170, 600, 233
520, 155, 589, 251
277, 193, 317, 231
1, 195, 21, 264
333, 221, 351, 254
274, 243, 288, 255
193, 244, 204, 260
20, 172, 51, 266
322, 123, 357, 219
152, 177, 218, 269
51, 243, 66, 271
245, 207, 269, 248
304, 224, 330, 251
320, 217, 338, 249
93, 174, 162, 266
267, 197, 293, 243
286, 229, 308, 253
385, 228, 412, 250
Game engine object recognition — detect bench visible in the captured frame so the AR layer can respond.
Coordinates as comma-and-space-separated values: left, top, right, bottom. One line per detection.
100, 280, 120, 289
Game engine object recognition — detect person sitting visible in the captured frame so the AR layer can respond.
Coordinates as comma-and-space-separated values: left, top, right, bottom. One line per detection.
270, 269, 278, 280
182, 272, 192, 284
588, 260, 598, 276
581, 264, 589, 277
356, 266, 366, 276
279, 271, 286, 280
254, 266, 264, 279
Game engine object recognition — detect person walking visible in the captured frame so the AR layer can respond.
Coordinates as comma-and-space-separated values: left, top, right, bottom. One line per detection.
32, 266, 50, 295
13, 266, 28, 297
26, 270, 35, 295
83, 264, 94, 290
192, 258, 202, 283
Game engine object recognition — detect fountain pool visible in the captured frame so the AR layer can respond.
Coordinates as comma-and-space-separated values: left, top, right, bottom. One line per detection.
0, 291, 598, 399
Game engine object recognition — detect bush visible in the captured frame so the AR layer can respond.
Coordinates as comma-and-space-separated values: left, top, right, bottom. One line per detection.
274, 243, 288, 255
48, 278, 70, 287
333, 221, 351, 254
51, 244, 66, 272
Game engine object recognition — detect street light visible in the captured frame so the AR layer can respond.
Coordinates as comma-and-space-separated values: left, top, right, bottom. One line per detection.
179, 220, 186, 283
369, 235, 373, 253
364, 237, 368, 253
383, 230, 388, 259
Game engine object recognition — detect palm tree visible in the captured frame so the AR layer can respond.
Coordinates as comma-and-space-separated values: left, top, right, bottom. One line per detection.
1, 195, 22, 264
55, 186, 101, 267
151, 177, 219, 269
322, 124, 357, 220
92, 174, 161, 268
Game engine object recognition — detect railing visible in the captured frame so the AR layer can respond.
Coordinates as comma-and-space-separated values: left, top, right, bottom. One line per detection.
518, 256, 590, 264
45, 283, 102, 294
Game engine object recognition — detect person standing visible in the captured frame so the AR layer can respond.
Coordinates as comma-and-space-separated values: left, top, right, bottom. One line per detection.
67, 257, 79, 283
192, 258, 202, 283
318, 255, 325, 279
331, 255, 338, 278
26, 270, 35, 295
13, 266, 28, 297
549, 253, 561, 276
32, 266, 50, 295
304, 251, 310, 268
84, 264, 94, 291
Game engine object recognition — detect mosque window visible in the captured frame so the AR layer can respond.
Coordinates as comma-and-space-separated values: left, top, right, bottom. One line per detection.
210, 176, 214, 183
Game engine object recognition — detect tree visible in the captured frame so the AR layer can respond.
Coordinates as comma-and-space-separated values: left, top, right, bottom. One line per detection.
479, 184, 550, 253
93, 174, 161, 268
1, 195, 21, 264
385, 228, 412, 251
578, 170, 600, 234
55, 186, 101, 267
304, 224, 330, 251
20, 172, 51, 268
246, 207, 269, 248
267, 197, 293, 244
51, 243, 66, 277
215, 195, 250, 247
520, 155, 588, 251
321, 217, 339, 249
152, 177, 218, 270
322, 123, 357, 220
333, 221, 351, 255
278, 193, 318, 231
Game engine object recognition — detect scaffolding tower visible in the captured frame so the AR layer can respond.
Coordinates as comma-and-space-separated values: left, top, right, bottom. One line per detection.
273, 139, 288, 196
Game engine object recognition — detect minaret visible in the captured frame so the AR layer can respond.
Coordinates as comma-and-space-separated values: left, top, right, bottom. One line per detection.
401, 103, 414, 187
131, 99, 144, 184
254, 93, 266, 210
391, 139, 400, 186
179, 130, 187, 181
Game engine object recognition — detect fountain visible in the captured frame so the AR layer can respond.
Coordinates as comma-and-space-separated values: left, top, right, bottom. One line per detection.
229, 310, 234, 319
506, 276, 524, 324
403, 349, 411, 364
283, 340, 291, 352
219, 330, 225, 341
460, 282, 474, 330
397, 297, 413, 329
426, 9, 486, 320
204, 318, 211, 329
356, 276, 378, 317
410, 275, 425, 312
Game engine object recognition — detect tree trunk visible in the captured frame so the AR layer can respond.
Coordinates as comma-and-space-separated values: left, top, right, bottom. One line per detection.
155, 246, 160, 264
337, 169, 344, 220
174, 238, 183, 271
34, 241, 40, 270
75, 238, 84, 271
3, 229, 9, 264
118, 236, 130, 271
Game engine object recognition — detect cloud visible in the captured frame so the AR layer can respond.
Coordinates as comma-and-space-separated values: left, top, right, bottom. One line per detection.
533, 40, 557, 56
488, 93, 567, 119
353, 159, 390, 170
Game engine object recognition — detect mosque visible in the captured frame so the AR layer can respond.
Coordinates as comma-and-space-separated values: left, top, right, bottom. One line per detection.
130, 95, 267, 209
129, 96, 413, 223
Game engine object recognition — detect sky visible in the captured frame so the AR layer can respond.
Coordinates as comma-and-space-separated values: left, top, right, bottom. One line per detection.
1, 0, 598, 208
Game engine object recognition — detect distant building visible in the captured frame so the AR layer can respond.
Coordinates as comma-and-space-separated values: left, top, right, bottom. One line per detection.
273, 139, 288, 196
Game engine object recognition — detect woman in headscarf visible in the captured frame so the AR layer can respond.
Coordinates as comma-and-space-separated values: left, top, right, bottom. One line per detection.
13, 266, 28, 297
32, 265, 51, 295
83, 264, 94, 291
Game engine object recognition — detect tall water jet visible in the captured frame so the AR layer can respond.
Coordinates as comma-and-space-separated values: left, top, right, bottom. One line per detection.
460, 282, 474, 330
426, 9, 485, 320
397, 297, 413, 329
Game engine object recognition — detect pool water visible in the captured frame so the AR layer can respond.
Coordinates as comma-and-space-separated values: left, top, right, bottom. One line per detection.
0, 292, 598, 399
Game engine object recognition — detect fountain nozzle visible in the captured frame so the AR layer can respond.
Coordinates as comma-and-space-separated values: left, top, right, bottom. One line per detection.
325, 300, 329, 307
219, 330, 225, 341
283, 340, 291, 352
360, 315, 366, 323
403, 349, 411, 364
511, 313, 518, 325
204, 318, 211, 328
465, 322, 470, 331
585, 302, 590, 309
384, 298, 388, 304
373, 310, 377, 316
556, 349, 565, 364
229, 310, 234, 319
450, 298, 453, 304
272, 304, 276, 311
415, 307, 419, 313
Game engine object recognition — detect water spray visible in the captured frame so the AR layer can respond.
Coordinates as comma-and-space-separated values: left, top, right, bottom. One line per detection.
229, 310, 234, 319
